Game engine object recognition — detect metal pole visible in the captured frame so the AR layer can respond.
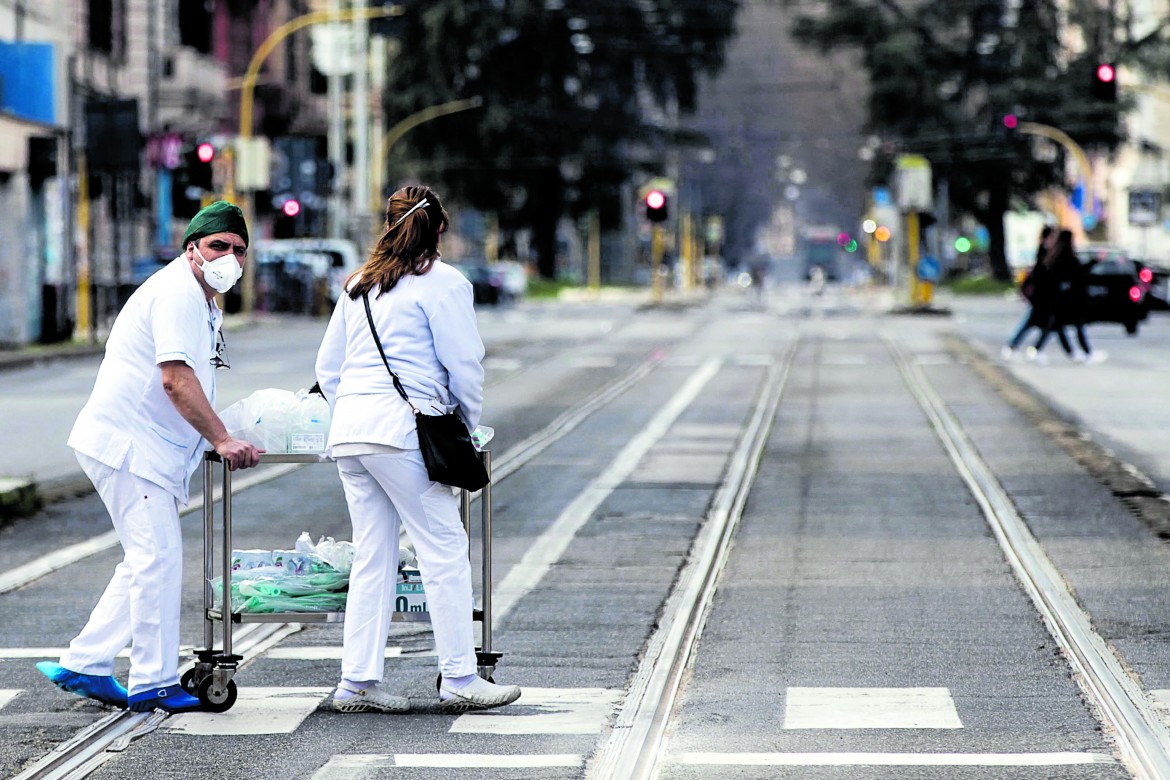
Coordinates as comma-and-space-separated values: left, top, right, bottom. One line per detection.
480, 451, 493, 654
351, 0, 370, 239
327, 0, 344, 239
203, 458, 215, 651
222, 461, 233, 656
650, 224, 664, 303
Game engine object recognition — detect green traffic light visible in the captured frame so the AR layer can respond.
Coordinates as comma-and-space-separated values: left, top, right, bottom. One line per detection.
954, 236, 971, 253
845, 239, 858, 253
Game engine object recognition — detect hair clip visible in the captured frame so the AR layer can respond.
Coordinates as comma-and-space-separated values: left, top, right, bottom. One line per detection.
393, 198, 430, 227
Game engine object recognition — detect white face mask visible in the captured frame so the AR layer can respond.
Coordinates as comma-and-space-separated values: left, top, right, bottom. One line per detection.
193, 244, 243, 294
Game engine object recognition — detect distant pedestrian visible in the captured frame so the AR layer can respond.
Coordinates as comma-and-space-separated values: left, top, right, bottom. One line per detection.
38, 201, 263, 713
1002, 226, 1071, 360
1033, 229, 1103, 363
315, 185, 521, 714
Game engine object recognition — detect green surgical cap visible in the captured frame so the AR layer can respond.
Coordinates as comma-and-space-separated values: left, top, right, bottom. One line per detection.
182, 200, 250, 249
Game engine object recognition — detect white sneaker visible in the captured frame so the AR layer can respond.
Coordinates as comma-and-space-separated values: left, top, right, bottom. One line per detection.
1000, 346, 1017, 361
438, 676, 521, 712
332, 683, 411, 713
1087, 351, 1108, 364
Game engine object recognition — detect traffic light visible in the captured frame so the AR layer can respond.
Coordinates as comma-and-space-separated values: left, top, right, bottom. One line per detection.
185, 142, 214, 191
1091, 62, 1117, 102
645, 189, 668, 223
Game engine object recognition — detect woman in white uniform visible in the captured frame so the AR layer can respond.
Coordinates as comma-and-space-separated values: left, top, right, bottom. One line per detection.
315, 185, 521, 713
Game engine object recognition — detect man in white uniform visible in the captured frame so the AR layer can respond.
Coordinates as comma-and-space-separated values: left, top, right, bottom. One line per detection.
38, 201, 263, 713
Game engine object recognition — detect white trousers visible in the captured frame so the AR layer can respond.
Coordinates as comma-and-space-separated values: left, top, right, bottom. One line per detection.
62, 452, 183, 697
335, 449, 476, 682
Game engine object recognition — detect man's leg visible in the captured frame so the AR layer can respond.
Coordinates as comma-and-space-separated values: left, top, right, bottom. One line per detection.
59, 454, 133, 676
64, 456, 183, 696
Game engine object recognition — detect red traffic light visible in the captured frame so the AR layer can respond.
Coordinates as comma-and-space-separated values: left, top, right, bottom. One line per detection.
645, 190, 666, 210
196, 142, 215, 164
1002, 114, 1018, 129
282, 199, 302, 217
1096, 63, 1116, 83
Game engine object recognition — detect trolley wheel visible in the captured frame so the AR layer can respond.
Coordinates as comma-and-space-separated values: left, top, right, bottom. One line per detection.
197, 676, 238, 713
179, 668, 199, 694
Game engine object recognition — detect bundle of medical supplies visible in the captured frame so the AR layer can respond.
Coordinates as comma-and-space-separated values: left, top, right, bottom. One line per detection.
218, 388, 331, 454
211, 532, 424, 614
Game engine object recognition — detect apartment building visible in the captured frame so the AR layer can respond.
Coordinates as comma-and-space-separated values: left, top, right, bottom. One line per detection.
0, 0, 325, 347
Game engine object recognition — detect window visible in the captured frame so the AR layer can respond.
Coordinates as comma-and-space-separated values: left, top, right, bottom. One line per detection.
88, 0, 113, 53
179, 0, 213, 54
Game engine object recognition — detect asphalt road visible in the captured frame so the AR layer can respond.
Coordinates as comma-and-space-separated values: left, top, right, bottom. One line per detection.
2, 282, 1170, 779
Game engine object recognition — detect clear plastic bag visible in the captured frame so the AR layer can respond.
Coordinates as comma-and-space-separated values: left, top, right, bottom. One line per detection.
218, 389, 299, 453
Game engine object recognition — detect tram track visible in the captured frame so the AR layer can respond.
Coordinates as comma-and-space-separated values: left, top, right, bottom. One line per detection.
885, 337, 1170, 780
588, 343, 796, 779
589, 333, 1170, 779
6, 349, 669, 780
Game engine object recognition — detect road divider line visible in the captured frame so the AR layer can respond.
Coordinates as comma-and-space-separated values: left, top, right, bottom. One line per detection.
491, 358, 721, 625
589, 348, 792, 780
0, 465, 301, 596
2, 352, 666, 597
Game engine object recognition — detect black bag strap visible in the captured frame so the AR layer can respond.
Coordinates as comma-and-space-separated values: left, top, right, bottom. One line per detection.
362, 292, 420, 416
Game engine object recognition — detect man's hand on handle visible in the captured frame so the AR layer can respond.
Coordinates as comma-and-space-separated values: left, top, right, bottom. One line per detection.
214, 436, 263, 470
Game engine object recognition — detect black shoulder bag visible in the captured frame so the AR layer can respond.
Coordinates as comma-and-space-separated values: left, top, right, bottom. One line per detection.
362, 293, 489, 491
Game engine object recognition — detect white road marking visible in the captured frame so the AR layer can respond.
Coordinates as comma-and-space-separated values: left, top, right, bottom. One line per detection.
0, 463, 301, 595
0, 647, 129, 659
163, 687, 332, 736
0, 690, 22, 709
822, 354, 869, 365
662, 355, 703, 367
263, 646, 402, 660
490, 358, 721, 625
450, 687, 621, 735
570, 356, 617, 368
312, 753, 582, 776
483, 357, 523, 372
733, 354, 774, 366
783, 687, 963, 730
672, 752, 1116, 766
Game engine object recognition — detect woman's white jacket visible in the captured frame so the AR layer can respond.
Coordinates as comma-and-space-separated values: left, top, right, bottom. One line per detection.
314, 261, 485, 453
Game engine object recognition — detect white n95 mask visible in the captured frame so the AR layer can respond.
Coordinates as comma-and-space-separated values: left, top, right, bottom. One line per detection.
193, 245, 242, 294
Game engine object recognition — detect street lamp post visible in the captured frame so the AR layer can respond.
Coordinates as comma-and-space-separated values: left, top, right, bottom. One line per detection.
371, 96, 485, 212
233, 4, 403, 312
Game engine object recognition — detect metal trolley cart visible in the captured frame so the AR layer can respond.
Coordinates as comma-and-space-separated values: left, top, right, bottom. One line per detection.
187, 450, 500, 712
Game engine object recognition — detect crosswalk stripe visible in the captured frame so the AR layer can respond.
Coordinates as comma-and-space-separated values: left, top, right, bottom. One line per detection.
264, 646, 403, 660
0, 690, 22, 710
163, 687, 332, 736
671, 752, 1117, 767
312, 753, 582, 775
450, 687, 621, 735
784, 687, 963, 729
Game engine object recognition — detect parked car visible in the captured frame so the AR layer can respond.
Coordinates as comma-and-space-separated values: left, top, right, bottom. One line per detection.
252, 239, 361, 314
1075, 245, 1150, 335
452, 262, 505, 305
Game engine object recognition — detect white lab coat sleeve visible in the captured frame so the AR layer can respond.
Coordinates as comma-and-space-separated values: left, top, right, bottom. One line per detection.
315, 294, 348, 407
428, 281, 485, 431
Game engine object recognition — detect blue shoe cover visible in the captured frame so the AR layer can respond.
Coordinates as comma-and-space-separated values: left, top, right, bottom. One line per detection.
36, 661, 128, 708
128, 684, 203, 713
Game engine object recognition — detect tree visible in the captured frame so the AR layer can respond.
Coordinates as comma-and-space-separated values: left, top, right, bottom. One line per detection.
785, 0, 1150, 280
379, 0, 739, 279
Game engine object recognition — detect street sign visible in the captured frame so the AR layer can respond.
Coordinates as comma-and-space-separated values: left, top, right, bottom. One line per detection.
1128, 189, 1162, 226
894, 155, 932, 211
916, 255, 941, 282
234, 136, 271, 192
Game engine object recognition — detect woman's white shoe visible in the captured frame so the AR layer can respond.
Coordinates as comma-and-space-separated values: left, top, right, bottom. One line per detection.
332, 683, 411, 713
438, 676, 521, 712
